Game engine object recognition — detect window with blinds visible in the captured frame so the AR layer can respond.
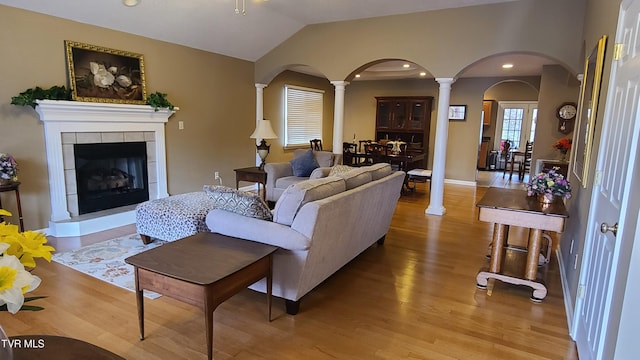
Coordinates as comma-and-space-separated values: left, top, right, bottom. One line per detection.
284, 85, 324, 147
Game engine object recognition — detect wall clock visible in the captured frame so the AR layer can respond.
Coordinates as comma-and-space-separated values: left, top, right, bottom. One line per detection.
556, 102, 577, 134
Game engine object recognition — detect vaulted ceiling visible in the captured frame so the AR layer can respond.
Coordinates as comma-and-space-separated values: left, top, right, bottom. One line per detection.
0, 0, 558, 79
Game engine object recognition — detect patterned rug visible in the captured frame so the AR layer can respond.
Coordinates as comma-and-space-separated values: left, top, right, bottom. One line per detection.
52, 233, 165, 299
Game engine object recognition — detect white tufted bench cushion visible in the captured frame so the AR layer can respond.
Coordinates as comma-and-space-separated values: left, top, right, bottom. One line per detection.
135, 191, 218, 243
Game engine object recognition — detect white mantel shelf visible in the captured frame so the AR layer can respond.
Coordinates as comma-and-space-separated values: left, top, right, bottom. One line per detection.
36, 100, 177, 237
36, 100, 177, 122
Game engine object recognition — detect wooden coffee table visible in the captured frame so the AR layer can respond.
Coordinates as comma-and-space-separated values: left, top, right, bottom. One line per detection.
125, 232, 278, 360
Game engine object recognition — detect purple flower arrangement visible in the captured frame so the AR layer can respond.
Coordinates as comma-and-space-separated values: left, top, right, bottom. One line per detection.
526, 167, 571, 200
0, 153, 18, 181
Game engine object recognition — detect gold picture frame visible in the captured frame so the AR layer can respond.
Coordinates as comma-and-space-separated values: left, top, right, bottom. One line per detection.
65, 41, 147, 104
573, 35, 607, 188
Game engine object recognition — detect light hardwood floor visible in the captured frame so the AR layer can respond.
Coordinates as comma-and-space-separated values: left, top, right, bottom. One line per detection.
2, 178, 578, 359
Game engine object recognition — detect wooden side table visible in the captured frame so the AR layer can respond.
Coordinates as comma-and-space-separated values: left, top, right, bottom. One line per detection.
234, 167, 267, 201
475, 187, 568, 301
0, 181, 24, 231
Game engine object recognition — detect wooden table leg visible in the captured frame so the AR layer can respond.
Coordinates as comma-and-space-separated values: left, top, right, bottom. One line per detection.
267, 254, 273, 322
205, 296, 214, 360
525, 228, 543, 280
134, 268, 145, 341
489, 224, 508, 273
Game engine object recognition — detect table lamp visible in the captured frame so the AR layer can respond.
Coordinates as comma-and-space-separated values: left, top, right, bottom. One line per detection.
250, 119, 278, 169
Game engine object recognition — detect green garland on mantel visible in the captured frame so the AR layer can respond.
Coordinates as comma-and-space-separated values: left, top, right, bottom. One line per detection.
10, 86, 72, 109
10, 86, 175, 111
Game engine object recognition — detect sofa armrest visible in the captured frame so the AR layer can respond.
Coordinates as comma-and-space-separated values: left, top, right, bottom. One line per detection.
206, 209, 311, 250
264, 162, 293, 189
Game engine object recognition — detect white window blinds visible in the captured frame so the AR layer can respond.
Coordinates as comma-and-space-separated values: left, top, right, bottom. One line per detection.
285, 85, 323, 147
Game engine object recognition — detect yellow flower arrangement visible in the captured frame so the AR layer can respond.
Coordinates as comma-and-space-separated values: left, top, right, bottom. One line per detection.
0, 208, 55, 313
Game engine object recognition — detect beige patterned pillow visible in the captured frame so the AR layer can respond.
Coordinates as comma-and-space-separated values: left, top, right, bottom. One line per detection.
203, 185, 272, 221
328, 165, 354, 177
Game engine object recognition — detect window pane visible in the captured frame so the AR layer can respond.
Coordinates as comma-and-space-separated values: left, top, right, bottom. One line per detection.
285, 86, 323, 147
501, 107, 524, 149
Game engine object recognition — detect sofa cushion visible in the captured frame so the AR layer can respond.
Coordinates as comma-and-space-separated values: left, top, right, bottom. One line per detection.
310, 167, 331, 179
362, 163, 393, 180
275, 176, 307, 189
338, 168, 373, 190
290, 149, 319, 177
203, 185, 272, 221
293, 149, 334, 167
272, 176, 346, 226
314, 151, 334, 167
328, 164, 354, 177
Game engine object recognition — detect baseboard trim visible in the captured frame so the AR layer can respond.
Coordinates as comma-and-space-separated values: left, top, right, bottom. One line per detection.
556, 247, 576, 339
444, 179, 477, 187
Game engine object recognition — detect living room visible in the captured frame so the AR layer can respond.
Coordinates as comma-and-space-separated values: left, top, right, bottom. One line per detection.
1, 0, 638, 359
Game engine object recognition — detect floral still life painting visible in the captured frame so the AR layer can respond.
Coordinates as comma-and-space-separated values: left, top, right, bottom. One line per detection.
0, 209, 54, 313
65, 41, 147, 104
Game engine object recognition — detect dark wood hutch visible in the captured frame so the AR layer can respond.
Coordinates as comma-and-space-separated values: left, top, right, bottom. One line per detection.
375, 96, 433, 168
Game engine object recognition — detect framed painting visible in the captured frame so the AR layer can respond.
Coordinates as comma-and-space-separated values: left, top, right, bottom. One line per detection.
65, 41, 147, 104
448, 105, 467, 121
572, 35, 607, 188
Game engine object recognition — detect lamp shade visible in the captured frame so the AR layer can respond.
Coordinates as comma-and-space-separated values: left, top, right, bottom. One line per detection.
250, 119, 278, 140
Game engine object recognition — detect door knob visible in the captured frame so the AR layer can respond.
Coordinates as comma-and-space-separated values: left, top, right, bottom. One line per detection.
600, 222, 618, 236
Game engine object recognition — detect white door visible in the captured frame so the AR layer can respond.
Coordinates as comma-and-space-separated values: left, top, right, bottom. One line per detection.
494, 101, 538, 151
573, 1, 640, 359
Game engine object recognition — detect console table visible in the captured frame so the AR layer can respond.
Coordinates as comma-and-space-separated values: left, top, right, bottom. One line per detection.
234, 167, 267, 201
0, 181, 24, 231
475, 187, 568, 301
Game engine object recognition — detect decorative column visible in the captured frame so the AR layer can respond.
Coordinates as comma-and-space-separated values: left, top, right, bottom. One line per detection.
330, 81, 349, 156
255, 83, 268, 167
426, 78, 455, 216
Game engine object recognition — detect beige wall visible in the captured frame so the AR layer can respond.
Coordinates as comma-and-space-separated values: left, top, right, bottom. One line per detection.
262, 71, 335, 163
559, 0, 622, 335
256, 0, 586, 83
482, 78, 541, 144
0, 5, 255, 230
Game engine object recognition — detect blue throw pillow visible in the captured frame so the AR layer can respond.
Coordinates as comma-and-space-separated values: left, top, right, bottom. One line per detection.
290, 149, 319, 177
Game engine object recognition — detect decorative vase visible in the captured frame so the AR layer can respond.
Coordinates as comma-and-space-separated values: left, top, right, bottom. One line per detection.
536, 194, 555, 204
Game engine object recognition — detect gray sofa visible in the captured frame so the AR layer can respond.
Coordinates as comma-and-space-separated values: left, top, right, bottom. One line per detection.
264, 149, 339, 202
206, 163, 405, 314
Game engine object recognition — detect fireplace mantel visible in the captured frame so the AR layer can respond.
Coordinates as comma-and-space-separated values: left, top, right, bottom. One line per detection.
36, 100, 176, 236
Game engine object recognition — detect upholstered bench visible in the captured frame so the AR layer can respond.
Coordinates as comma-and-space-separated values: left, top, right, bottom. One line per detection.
406, 169, 432, 192
135, 191, 219, 244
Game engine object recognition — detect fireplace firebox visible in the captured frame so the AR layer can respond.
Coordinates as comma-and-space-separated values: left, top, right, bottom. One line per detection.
74, 142, 149, 215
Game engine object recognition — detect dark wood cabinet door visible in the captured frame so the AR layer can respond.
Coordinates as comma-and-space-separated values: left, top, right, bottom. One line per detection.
376, 100, 393, 129
408, 100, 426, 130
391, 100, 408, 129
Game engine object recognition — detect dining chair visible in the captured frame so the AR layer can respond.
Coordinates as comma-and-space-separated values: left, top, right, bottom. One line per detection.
310, 139, 323, 151
342, 142, 358, 166
369, 143, 389, 165
519, 141, 534, 181
358, 140, 373, 153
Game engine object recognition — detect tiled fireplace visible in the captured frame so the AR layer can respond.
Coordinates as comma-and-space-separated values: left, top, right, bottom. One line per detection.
36, 100, 175, 237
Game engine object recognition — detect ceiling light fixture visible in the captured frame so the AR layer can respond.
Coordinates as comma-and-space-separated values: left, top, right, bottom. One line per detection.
403, 64, 410, 68
502, 63, 514, 69
419, 72, 427, 77
355, 74, 361, 78
235, 0, 246, 15
122, 0, 140, 7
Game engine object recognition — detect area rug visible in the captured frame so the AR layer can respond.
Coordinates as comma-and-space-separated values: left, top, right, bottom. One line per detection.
52, 233, 166, 299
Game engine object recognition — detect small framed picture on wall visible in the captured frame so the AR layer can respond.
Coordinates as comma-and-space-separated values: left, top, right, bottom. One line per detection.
448, 105, 467, 121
